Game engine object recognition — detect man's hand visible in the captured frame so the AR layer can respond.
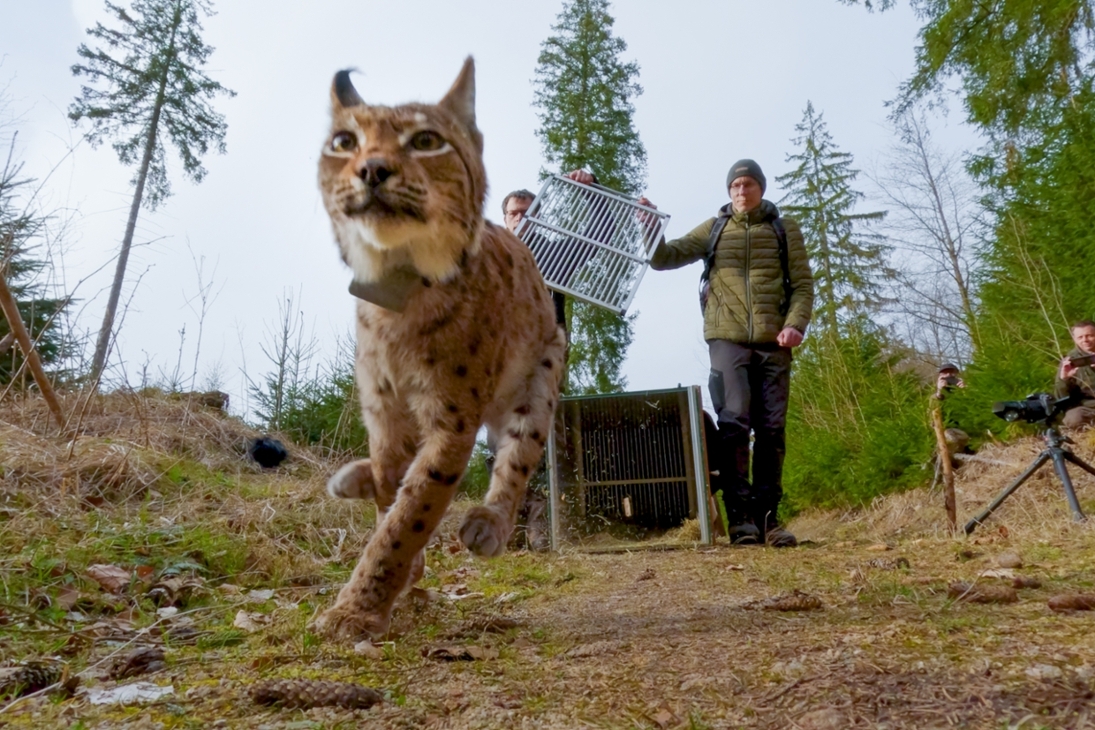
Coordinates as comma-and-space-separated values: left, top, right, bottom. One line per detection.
636, 196, 658, 227
777, 327, 803, 348
936, 374, 966, 390
1060, 356, 1078, 381
565, 169, 596, 185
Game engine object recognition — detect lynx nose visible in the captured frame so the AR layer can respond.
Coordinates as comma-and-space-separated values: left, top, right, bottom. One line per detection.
360, 158, 396, 188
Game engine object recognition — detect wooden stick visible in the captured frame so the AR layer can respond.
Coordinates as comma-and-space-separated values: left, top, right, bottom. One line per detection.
931, 397, 956, 533
0, 268, 66, 430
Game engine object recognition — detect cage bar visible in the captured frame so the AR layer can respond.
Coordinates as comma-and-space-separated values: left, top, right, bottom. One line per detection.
516, 175, 670, 315
547, 386, 713, 551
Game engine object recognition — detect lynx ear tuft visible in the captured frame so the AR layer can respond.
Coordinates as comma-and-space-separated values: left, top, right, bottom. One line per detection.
439, 57, 481, 150
332, 69, 364, 108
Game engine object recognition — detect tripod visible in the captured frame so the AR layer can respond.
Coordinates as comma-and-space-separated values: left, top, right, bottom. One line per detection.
965, 424, 1095, 535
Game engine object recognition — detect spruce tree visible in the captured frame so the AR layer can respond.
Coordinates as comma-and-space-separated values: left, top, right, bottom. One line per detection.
532, 0, 645, 394
0, 140, 70, 385
774, 102, 932, 512
69, 0, 234, 384
776, 102, 891, 332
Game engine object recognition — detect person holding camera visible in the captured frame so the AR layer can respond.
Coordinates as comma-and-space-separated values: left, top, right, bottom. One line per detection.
934, 363, 971, 458
1055, 320, 1095, 429
638, 160, 814, 547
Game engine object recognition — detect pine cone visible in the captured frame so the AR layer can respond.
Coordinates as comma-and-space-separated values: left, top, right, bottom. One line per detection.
249, 679, 382, 710
0, 662, 76, 700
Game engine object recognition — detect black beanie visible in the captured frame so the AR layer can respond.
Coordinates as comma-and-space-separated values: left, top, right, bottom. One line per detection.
726, 159, 766, 193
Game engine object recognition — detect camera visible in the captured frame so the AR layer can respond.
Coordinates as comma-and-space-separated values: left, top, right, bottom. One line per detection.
992, 393, 1080, 425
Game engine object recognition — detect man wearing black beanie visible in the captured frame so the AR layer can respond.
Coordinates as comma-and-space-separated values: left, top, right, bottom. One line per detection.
640, 160, 814, 547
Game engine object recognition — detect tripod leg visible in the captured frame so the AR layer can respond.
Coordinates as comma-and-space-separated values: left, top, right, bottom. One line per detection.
1051, 449, 1087, 521
964, 452, 1051, 535
1063, 450, 1095, 478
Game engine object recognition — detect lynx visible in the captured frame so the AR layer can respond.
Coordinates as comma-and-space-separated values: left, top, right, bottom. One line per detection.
312, 58, 566, 641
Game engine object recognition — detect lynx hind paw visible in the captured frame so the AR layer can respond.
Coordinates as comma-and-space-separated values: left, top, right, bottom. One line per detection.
459, 505, 512, 558
327, 460, 375, 500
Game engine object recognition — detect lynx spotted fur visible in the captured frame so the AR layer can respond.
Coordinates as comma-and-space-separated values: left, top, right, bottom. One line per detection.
313, 58, 565, 640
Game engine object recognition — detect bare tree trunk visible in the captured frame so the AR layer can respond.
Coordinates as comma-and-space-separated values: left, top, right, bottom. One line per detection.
88, 21, 179, 386
0, 266, 66, 429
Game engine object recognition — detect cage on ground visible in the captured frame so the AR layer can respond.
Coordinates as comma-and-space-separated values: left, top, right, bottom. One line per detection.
546, 386, 715, 551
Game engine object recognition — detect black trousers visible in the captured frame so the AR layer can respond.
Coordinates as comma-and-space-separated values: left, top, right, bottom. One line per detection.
708, 340, 791, 530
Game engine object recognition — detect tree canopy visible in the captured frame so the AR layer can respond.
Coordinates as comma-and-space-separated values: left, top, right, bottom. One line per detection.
532, 0, 646, 394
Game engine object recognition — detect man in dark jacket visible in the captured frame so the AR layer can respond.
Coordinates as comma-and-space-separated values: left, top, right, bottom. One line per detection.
1056, 320, 1095, 429
641, 160, 814, 546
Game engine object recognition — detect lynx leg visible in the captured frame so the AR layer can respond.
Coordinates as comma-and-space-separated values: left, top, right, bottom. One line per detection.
328, 396, 417, 506
314, 429, 475, 641
461, 341, 564, 557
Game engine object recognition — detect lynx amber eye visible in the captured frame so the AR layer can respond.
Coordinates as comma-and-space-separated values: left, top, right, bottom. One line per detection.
409, 130, 445, 152
330, 132, 356, 153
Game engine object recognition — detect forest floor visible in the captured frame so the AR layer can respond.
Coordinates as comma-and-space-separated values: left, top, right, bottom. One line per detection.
2, 393, 1095, 729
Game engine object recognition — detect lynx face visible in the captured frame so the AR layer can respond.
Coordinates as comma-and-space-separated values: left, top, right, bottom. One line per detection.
319, 63, 487, 283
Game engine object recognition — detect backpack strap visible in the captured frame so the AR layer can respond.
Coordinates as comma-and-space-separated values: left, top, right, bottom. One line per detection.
771, 218, 793, 317
700, 210, 732, 288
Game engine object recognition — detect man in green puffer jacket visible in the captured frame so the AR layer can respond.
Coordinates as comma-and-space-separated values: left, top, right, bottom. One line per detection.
641, 159, 813, 546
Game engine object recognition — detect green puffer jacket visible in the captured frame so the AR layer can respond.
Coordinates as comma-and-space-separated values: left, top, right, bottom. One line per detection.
651, 200, 814, 344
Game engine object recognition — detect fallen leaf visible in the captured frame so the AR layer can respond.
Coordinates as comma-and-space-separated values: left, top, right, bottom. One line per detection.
87, 565, 131, 594
1048, 593, 1095, 612
134, 565, 156, 585
108, 647, 166, 680
652, 708, 677, 728
87, 682, 174, 706
54, 585, 83, 611
147, 576, 204, 607
244, 589, 275, 603
635, 568, 656, 582
423, 644, 498, 661
233, 610, 269, 633
979, 568, 1016, 580
724, 564, 745, 571
464, 645, 499, 660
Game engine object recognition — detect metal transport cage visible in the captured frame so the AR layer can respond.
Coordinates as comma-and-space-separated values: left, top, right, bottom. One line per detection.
546, 386, 713, 551
515, 175, 670, 316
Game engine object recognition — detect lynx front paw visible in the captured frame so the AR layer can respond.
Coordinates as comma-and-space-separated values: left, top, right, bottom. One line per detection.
459, 505, 511, 557
327, 460, 375, 500
311, 602, 390, 642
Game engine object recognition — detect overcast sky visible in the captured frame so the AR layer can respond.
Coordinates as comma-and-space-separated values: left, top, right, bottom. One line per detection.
0, 0, 974, 418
